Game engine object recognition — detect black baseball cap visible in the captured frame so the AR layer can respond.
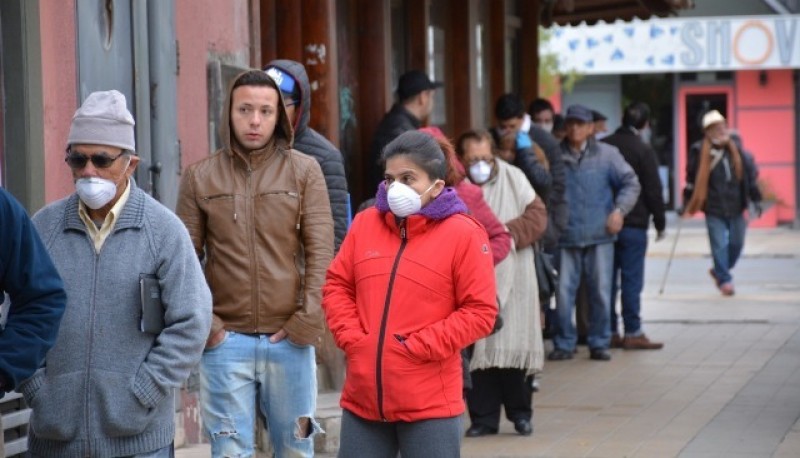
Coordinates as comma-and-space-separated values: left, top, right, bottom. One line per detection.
592, 110, 608, 122
396, 70, 443, 101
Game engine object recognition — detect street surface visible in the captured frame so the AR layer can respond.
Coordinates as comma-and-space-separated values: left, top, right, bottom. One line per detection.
179, 214, 800, 457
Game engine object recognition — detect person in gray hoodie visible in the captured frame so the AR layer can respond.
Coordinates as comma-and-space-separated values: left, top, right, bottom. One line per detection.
24, 90, 212, 457
265, 59, 349, 252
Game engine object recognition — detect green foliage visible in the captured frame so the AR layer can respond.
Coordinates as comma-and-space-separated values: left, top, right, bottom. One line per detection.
538, 27, 583, 97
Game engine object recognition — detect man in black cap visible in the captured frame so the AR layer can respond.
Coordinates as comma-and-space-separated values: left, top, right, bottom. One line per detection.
367, 70, 442, 198
592, 109, 609, 139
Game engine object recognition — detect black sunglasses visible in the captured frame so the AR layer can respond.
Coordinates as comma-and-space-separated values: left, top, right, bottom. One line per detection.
64, 150, 127, 169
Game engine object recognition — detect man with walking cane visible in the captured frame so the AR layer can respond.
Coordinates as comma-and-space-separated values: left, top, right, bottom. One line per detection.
682, 110, 762, 296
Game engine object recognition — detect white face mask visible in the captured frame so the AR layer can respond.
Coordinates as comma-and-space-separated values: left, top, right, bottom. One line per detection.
75, 177, 119, 209
536, 122, 554, 134
387, 181, 436, 218
74, 156, 130, 210
469, 160, 492, 184
520, 114, 532, 134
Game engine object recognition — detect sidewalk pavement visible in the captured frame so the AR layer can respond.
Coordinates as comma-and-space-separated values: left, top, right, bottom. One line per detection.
178, 215, 800, 457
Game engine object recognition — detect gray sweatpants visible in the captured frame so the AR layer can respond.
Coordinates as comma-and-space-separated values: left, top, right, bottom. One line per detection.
338, 409, 463, 457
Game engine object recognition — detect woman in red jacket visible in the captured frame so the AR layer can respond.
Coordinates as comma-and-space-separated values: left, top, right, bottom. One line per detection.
322, 131, 497, 457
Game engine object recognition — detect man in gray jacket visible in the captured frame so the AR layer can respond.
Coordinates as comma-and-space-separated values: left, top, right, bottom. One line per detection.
547, 104, 640, 362
25, 90, 212, 457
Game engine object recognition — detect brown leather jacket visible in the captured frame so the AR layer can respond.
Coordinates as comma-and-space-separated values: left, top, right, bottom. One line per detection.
177, 72, 334, 345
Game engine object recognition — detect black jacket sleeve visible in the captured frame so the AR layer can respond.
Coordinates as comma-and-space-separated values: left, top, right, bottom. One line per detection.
530, 127, 568, 246
743, 151, 763, 204
513, 146, 551, 200
295, 129, 349, 253
640, 145, 667, 232
0, 189, 67, 391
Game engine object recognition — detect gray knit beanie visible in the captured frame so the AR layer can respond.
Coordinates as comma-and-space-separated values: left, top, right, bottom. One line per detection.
68, 90, 136, 152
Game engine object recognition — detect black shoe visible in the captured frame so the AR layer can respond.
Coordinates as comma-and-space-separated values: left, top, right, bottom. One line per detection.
589, 348, 611, 361
465, 424, 498, 437
547, 349, 574, 361
513, 419, 533, 436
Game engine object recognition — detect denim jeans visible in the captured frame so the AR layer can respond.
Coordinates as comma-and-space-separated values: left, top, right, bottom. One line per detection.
610, 227, 648, 336
706, 214, 746, 285
200, 331, 321, 458
554, 243, 614, 351
127, 444, 174, 458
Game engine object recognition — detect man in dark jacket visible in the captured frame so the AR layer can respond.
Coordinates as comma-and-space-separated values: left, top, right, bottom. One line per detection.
495, 95, 567, 354
492, 94, 551, 199
0, 188, 66, 394
683, 110, 762, 296
367, 70, 442, 197
265, 60, 349, 251
529, 97, 555, 134
529, 123, 568, 249
602, 102, 665, 350
493, 94, 567, 249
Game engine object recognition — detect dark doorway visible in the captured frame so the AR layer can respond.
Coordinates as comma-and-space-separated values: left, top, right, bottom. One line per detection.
684, 93, 728, 154
622, 73, 673, 207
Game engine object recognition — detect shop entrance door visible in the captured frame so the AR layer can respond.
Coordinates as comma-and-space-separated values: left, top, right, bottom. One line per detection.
676, 85, 734, 207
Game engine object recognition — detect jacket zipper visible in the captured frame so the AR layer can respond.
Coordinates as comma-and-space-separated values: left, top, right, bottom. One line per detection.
85, 240, 100, 457
246, 166, 260, 332
376, 224, 408, 421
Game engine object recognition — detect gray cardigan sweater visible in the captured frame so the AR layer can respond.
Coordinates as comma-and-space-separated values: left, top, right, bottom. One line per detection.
23, 182, 212, 457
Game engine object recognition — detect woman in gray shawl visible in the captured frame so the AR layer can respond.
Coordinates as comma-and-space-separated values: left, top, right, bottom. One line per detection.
456, 129, 547, 438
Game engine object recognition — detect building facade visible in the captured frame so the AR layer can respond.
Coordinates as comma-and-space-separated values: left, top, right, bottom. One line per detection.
545, 9, 800, 227
0, 0, 691, 453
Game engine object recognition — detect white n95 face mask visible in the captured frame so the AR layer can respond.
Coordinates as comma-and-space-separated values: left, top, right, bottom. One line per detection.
387, 182, 434, 218
75, 177, 118, 209
469, 161, 492, 184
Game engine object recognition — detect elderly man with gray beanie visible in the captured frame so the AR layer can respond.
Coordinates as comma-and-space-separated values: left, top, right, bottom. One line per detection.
23, 90, 212, 457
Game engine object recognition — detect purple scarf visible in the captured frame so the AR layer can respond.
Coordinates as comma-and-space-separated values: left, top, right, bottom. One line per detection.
374, 181, 468, 221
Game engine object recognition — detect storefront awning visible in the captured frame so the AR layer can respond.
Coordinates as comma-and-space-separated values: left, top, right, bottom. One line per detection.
542, 0, 695, 27
542, 14, 800, 74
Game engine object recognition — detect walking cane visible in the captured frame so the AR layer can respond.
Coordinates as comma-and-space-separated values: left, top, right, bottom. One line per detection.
658, 215, 684, 295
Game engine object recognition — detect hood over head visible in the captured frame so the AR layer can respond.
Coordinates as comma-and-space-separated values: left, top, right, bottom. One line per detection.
264, 59, 311, 135
220, 69, 295, 156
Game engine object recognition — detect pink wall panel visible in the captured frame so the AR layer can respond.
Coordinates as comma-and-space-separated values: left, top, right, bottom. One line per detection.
735, 70, 796, 225
40, 0, 78, 204
736, 70, 794, 108
176, 0, 252, 169
757, 167, 796, 223
735, 109, 794, 165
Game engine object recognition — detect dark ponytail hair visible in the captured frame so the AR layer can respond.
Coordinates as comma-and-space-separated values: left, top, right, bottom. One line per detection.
382, 131, 446, 180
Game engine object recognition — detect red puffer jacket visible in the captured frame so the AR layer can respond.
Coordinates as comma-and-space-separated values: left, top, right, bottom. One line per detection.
322, 208, 497, 422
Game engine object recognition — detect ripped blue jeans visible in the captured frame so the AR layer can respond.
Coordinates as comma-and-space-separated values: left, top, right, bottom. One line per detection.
199, 331, 320, 457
